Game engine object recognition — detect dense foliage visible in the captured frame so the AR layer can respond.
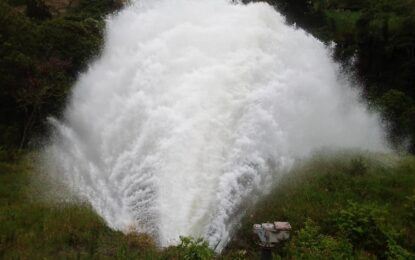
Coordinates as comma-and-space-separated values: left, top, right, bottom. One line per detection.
0, 0, 120, 152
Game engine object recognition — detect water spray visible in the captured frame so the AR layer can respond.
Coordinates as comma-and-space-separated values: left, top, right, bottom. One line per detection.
44, 0, 387, 252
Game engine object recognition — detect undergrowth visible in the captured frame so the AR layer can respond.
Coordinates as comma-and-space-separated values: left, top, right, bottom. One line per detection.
224, 153, 415, 259
1, 152, 414, 259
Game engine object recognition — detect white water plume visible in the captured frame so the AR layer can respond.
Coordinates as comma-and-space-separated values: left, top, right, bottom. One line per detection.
44, 0, 387, 251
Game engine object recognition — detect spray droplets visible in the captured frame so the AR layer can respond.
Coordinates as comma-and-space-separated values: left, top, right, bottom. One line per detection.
44, 0, 386, 252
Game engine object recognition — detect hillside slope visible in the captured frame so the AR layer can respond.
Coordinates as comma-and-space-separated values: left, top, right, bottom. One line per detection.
225, 153, 415, 259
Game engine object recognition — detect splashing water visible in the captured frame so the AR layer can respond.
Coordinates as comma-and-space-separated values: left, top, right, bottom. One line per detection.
44, 0, 387, 251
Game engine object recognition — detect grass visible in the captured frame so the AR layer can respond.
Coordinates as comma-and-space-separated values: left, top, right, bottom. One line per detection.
224, 153, 415, 259
0, 152, 414, 259
0, 155, 160, 259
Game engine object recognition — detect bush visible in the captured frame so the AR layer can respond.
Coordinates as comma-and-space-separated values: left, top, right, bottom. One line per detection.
330, 201, 389, 255
163, 236, 215, 260
73, 0, 123, 18
36, 17, 104, 75
125, 232, 156, 250
178, 236, 215, 260
405, 193, 415, 227
288, 219, 353, 259
386, 239, 414, 260
0, 0, 111, 150
348, 157, 368, 176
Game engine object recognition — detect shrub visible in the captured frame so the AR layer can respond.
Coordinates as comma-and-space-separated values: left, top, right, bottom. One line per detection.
125, 232, 156, 250
163, 236, 214, 260
223, 249, 248, 260
330, 201, 388, 255
348, 157, 367, 176
405, 193, 415, 226
178, 236, 215, 260
386, 239, 414, 260
289, 219, 353, 259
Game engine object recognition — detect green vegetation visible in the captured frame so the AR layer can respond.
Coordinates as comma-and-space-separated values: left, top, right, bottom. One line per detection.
1, 0, 414, 259
0, 156, 144, 258
0, 155, 217, 259
0, 0, 120, 150
1, 153, 413, 259
163, 237, 215, 260
224, 153, 415, 259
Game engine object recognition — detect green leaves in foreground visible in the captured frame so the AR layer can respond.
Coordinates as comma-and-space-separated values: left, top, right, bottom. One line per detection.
163, 236, 215, 260
289, 219, 353, 259
330, 202, 389, 253
280, 201, 415, 259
